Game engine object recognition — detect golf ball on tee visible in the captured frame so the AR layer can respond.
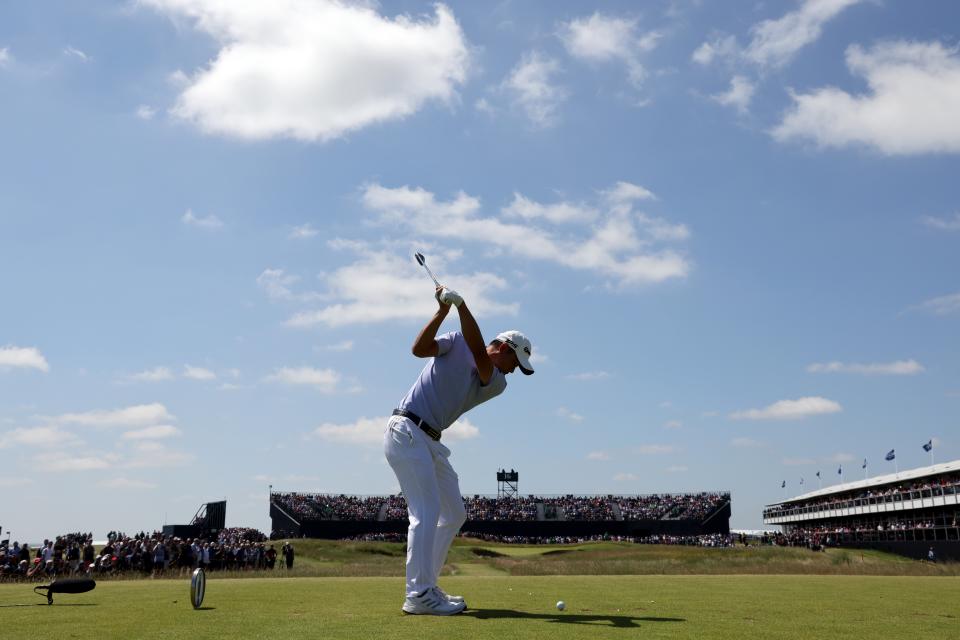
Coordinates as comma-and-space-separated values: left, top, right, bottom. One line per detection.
556, 601, 565, 611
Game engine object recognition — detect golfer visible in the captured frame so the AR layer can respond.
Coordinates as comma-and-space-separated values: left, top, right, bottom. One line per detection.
385, 285, 533, 615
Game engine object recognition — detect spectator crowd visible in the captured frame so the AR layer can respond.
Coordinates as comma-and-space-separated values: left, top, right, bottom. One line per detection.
273, 492, 729, 523
0, 527, 303, 583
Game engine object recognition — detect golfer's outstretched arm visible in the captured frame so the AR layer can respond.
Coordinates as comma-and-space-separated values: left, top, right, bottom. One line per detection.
456, 302, 494, 384
411, 288, 450, 357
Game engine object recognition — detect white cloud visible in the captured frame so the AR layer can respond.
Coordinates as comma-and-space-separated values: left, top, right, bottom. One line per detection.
64, 46, 91, 62
691, 35, 738, 66
774, 41, 960, 155
256, 268, 323, 303
289, 223, 318, 239
0, 47, 12, 67
136, 105, 157, 120
731, 437, 763, 448
357, 182, 691, 288
182, 208, 224, 229
313, 416, 386, 445
317, 340, 354, 352
0, 476, 33, 487
556, 406, 584, 422
807, 359, 924, 375
474, 97, 496, 115
529, 351, 549, 366
122, 425, 182, 440
745, 0, 864, 68
566, 371, 611, 381
559, 12, 659, 87
183, 364, 216, 380
827, 452, 855, 463
503, 193, 596, 224
0, 346, 49, 372
587, 451, 610, 461
663, 420, 683, 430
284, 247, 515, 328
635, 444, 676, 455
602, 181, 656, 204
922, 213, 960, 231
730, 396, 842, 421
914, 292, 960, 316
123, 442, 193, 469
666, 465, 688, 473
614, 472, 638, 481
129, 366, 174, 382
142, 0, 469, 142
0, 426, 79, 448
503, 51, 567, 128
711, 75, 755, 114
266, 366, 343, 393
54, 402, 174, 428
99, 477, 158, 490
257, 268, 301, 301
444, 418, 480, 442
312, 415, 479, 445
36, 452, 112, 472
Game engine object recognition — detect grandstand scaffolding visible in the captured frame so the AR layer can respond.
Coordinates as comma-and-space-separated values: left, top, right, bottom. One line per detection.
497, 469, 519, 499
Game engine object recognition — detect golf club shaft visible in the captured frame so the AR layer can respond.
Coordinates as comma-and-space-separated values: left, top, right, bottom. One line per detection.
422, 264, 441, 288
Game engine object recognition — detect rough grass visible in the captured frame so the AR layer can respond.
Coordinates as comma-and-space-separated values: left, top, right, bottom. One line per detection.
2, 574, 958, 640
473, 542, 960, 577
58, 539, 959, 582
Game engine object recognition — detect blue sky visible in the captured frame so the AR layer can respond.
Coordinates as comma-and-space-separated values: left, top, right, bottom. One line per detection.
2, 0, 959, 543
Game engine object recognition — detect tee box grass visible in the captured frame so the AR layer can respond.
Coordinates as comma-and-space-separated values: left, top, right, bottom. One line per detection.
2, 540, 957, 639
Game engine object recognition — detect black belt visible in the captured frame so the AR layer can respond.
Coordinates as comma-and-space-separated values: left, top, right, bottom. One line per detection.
392, 409, 441, 441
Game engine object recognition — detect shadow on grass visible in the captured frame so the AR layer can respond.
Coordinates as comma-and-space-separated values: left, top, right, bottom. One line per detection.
0, 603, 98, 608
465, 609, 685, 628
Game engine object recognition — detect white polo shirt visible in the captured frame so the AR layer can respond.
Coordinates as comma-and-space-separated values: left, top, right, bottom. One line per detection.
398, 331, 507, 432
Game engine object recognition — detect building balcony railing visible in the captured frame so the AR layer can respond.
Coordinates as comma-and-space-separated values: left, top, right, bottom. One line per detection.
763, 483, 960, 524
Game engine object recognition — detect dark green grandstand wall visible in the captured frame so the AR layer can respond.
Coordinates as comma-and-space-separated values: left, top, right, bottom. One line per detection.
272, 502, 731, 539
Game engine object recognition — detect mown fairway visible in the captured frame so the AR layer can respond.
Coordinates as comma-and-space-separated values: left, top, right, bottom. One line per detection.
2, 542, 958, 639
2, 574, 959, 640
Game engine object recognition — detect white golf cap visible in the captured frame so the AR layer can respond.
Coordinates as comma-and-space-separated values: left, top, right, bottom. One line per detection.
495, 330, 534, 375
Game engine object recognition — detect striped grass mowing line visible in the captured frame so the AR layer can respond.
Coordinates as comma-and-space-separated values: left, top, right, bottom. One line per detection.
1, 574, 958, 640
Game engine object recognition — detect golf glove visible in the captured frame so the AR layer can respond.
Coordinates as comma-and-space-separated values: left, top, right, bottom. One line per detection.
438, 287, 463, 307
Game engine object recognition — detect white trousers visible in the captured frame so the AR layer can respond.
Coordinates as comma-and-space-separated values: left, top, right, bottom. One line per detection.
383, 415, 466, 596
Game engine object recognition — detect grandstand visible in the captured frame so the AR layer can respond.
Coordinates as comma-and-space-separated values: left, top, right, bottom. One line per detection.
763, 459, 960, 560
270, 491, 731, 540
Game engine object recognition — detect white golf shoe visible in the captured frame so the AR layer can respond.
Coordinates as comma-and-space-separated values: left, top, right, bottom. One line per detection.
402, 587, 467, 615
435, 586, 466, 606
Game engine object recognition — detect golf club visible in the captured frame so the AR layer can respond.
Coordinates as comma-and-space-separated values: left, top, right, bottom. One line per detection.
414, 252, 442, 288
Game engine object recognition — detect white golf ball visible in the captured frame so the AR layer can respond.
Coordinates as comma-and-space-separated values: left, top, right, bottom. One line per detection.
556, 600, 565, 611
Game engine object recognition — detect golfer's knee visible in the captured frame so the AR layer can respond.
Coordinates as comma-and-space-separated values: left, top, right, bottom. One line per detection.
441, 503, 467, 529
409, 503, 441, 529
